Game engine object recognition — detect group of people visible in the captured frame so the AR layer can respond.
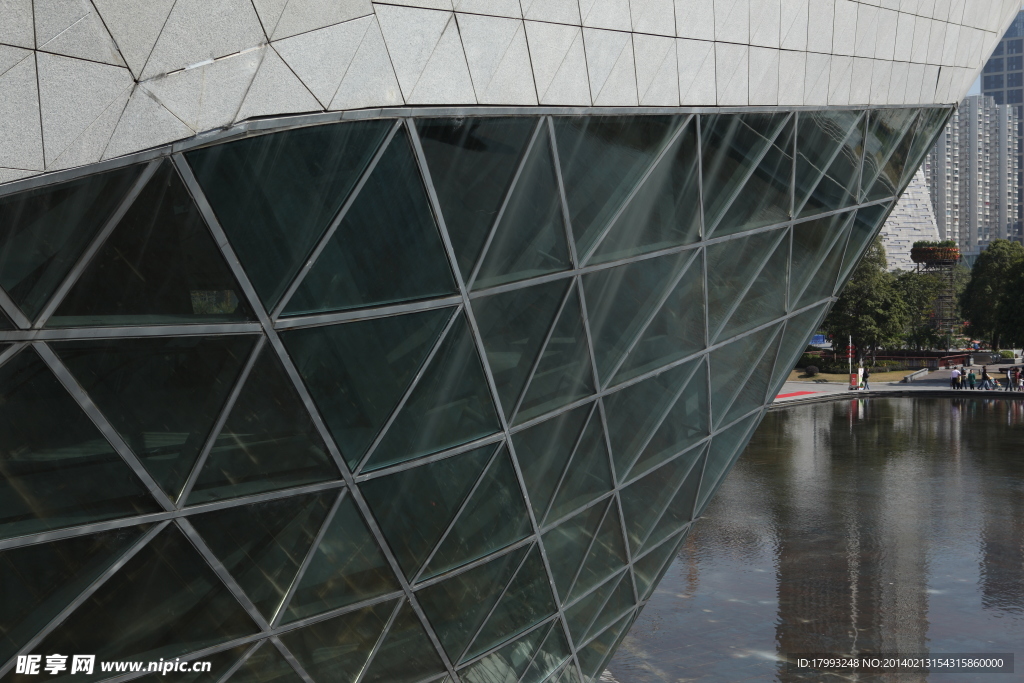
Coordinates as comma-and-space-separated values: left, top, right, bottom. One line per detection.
949, 366, 1024, 390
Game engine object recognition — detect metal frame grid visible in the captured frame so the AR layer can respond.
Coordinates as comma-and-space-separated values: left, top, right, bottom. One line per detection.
0, 104, 951, 683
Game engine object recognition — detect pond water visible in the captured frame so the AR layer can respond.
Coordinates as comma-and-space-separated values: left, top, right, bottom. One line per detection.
605, 398, 1024, 682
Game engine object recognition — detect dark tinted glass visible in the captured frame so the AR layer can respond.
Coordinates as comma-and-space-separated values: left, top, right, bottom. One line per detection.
720, 327, 782, 427
901, 108, 950, 190
633, 531, 685, 600
0, 526, 145, 664
361, 603, 447, 683
795, 110, 865, 218
514, 403, 592, 521
188, 346, 337, 504
769, 304, 829, 399
564, 571, 625, 644
576, 611, 634, 679
708, 325, 780, 429
186, 120, 391, 309
29, 525, 259, 683
282, 308, 451, 468
279, 600, 395, 683
226, 641, 303, 683
696, 414, 759, 515
48, 161, 254, 327
717, 229, 789, 340
543, 413, 612, 523
456, 621, 549, 683
0, 165, 141, 320
472, 129, 570, 289
836, 202, 892, 291
521, 623, 572, 682
860, 109, 918, 201
54, 335, 256, 499
541, 503, 606, 601
641, 448, 705, 552
554, 116, 680, 256
630, 364, 709, 481
566, 502, 628, 602
621, 447, 704, 554
790, 211, 855, 308
283, 128, 457, 316
705, 227, 787, 343
0, 347, 159, 540
416, 117, 536, 279
189, 492, 334, 620
135, 643, 251, 683
0, 311, 13, 329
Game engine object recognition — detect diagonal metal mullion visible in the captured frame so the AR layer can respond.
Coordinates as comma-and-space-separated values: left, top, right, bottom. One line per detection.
271, 637, 316, 683
572, 569, 631, 646
580, 115, 693, 265
411, 443, 503, 584
575, 602, 637, 652
631, 445, 707, 553
507, 280, 575, 423
271, 120, 403, 319
351, 598, 406, 683
273, 295, 462, 331
0, 285, 30, 329
594, 395, 639, 605
705, 113, 793, 237
177, 335, 266, 507
454, 614, 556, 672
354, 306, 462, 475
465, 119, 545, 290
271, 488, 346, 627
514, 620, 560, 683
712, 325, 783, 426
601, 247, 701, 387
793, 111, 866, 216
539, 401, 600, 526
546, 117, 579, 268
860, 110, 919, 199
0, 521, 168, 678
35, 341, 176, 511
355, 432, 505, 483
788, 212, 854, 308
457, 541, 535, 663
33, 159, 161, 328
0, 341, 25, 369
213, 640, 263, 683
561, 498, 614, 603
618, 436, 711, 491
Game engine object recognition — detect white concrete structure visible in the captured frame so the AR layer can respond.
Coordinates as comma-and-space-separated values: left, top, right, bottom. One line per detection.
881, 166, 941, 270
1, 0, 1022, 185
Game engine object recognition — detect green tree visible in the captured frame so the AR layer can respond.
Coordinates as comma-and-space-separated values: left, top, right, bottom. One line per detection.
893, 269, 943, 350
997, 259, 1024, 348
823, 237, 908, 362
959, 239, 1024, 351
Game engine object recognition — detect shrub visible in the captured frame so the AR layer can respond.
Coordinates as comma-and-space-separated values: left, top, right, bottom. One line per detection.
796, 352, 823, 368
1000, 350, 1015, 358
805, 366, 819, 376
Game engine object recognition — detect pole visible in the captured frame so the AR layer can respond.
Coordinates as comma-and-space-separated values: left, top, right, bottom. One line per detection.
848, 334, 852, 376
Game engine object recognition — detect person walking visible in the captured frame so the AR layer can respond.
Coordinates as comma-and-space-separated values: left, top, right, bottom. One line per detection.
950, 366, 961, 390
1006, 367, 1015, 391
968, 369, 977, 389
981, 367, 993, 390
862, 367, 871, 391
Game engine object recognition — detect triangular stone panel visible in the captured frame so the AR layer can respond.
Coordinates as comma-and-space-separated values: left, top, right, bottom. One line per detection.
92, 0, 175, 78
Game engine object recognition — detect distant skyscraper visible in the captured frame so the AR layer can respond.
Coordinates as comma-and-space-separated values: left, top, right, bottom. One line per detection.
982, 9, 1024, 237
881, 168, 941, 271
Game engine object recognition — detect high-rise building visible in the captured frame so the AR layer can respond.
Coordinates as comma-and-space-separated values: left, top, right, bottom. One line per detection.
0, 3, 1017, 683
880, 168, 941, 271
925, 95, 1020, 255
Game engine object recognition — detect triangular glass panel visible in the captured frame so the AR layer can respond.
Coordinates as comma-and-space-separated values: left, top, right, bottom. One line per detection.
790, 211, 855, 309
554, 116, 681, 257
361, 444, 495, 579
541, 504, 606, 602
860, 109, 918, 202
31, 525, 259, 677
189, 491, 335, 620
362, 602, 447, 683
279, 599, 396, 683
456, 622, 550, 683
705, 228, 786, 343
695, 414, 759, 516
602, 358, 700, 479
0, 347, 159, 540
563, 571, 626, 644
717, 230, 789, 341
47, 162, 254, 327
584, 572, 636, 641
567, 501, 629, 602
422, 446, 533, 579
464, 546, 557, 661
0, 310, 13, 329
768, 304, 830, 400
639, 448, 706, 554
515, 285, 595, 424
701, 112, 791, 238
633, 531, 685, 601
611, 252, 705, 384
707, 324, 781, 429
187, 345, 338, 505
282, 495, 400, 623
628, 364, 709, 482
513, 403, 592, 521
416, 546, 527, 661
224, 641, 303, 683
900, 108, 950, 190
417, 117, 536, 279
720, 327, 783, 427
282, 308, 451, 468
135, 642, 251, 683
582, 250, 691, 385
836, 202, 892, 293
620, 449, 704, 555
472, 129, 570, 290
472, 279, 570, 419
795, 110, 865, 218
365, 315, 500, 471
54, 335, 257, 499
0, 164, 141, 321
576, 610, 635, 680
0, 526, 146, 664
283, 127, 457, 316
186, 119, 391, 309
590, 119, 701, 264
521, 623, 572, 683
544, 414, 612, 524
550, 661, 583, 683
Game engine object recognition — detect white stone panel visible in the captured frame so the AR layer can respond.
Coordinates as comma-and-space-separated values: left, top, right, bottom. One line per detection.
870, 58, 891, 103
954, 25, 974, 67
910, 11, 930, 62
850, 56, 873, 102
631, 0, 675, 36
34, 0, 126, 67
0, 168, 36, 183
714, 0, 749, 44
807, 0, 834, 54
854, 4, 878, 58
453, 0, 521, 18
803, 51, 830, 105
749, 0, 781, 48
778, 49, 805, 104
580, 0, 632, 30
584, 27, 638, 105
941, 22, 959, 65
0, 0, 34, 48
874, 8, 898, 59
892, 12, 914, 61
269, 0, 372, 40
780, 0, 808, 51
140, 0, 265, 80
521, 0, 581, 24
921, 63, 939, 102
748, 46, 779, 104
905, 61, 925, 103
675, 0, 715, 40
0, 55, 43, 170
329, 17, 404, 109
234, 47, 321, 122
0, 44, 30, 74
275, 19, 369, 107
525, 21, 591, 104
633, 33, 679, 105
37, 52, 133, 164
926, 18, 945, 64
934, 0, 953, 21
827, 54, 852, 104
832, 0, 857, 56
458, 13, 536, 104
677, 38, 716, 104
949, 0, 967, 23
374, 0, 452, 9
251, 0, 288, 35
104, 87, 194, 159
93, 0, 175, 79
48, 83, 131, 170
715, 42, 748, 105
887, 59, 908, 103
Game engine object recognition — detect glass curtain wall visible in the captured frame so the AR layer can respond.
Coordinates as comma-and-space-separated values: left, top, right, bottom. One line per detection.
0, 107, 950, 683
